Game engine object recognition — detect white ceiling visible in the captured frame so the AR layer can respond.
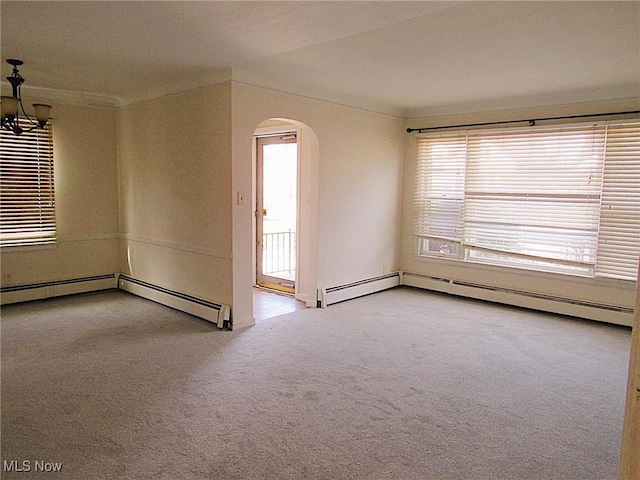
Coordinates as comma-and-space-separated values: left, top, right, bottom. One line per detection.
2, 1, 639, 118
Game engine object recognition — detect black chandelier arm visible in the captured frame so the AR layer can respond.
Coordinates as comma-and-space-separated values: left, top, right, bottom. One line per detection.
2, 59, 52, 135
2, 117, 24, 135
2, 120, 23, 135
18, 94, 41, 127
2, 117, 44, 136
2, 113, 47, 135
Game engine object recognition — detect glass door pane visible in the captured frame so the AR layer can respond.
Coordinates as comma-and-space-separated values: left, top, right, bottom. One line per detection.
256, 135, 297, 293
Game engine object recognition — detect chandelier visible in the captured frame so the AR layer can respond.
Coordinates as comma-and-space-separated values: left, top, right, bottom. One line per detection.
1, 59, 52, 135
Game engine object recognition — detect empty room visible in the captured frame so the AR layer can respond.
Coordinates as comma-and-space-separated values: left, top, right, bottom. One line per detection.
1, 1, 639, 479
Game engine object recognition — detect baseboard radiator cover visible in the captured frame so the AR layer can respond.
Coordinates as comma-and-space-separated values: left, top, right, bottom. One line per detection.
318, 272, 401, 308
0, 274, 117, 305
118, 275, 230, 328
401, 272, 634, 327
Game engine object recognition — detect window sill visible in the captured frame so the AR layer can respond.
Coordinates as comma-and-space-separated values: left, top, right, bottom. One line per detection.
1, 242, 57, 253
409, 252, 636, 289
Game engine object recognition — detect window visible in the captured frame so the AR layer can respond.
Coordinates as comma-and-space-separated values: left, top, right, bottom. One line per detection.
413, 121, 640, 281
1, 118, 55, 247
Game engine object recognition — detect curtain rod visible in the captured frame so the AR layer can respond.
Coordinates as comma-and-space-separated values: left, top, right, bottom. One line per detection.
406, 110, 640, 134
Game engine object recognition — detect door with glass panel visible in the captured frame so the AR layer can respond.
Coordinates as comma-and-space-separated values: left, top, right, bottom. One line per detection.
256, 134, 297, 293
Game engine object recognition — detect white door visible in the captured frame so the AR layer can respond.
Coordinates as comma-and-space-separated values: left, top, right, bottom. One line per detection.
256, 134, 297, 293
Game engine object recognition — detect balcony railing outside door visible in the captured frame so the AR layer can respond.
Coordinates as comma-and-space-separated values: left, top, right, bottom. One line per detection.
262, 230, 296, 281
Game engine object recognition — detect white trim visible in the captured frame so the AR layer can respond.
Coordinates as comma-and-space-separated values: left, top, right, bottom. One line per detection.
409, 249, 635, 289
2, 69, 233, 108
57, 233, 120, 243
401, 271, 634, 327
2, 82, 122, 108
0, 273, 232, 329
118, 69, 232, 107
121, 234, 232, 260
253, 124, 298, 137
0, 274, 117, 305
231, 79, 405, 119
0, 243, 57, 253
318, 273, 401, 308
118, 275, 230, 328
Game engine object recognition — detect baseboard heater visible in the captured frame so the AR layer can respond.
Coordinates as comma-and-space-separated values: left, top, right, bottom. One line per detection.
0, 274, 117, 305
118, 275, 230, 328
318, 272, 401, 308
401, 272, 634, 327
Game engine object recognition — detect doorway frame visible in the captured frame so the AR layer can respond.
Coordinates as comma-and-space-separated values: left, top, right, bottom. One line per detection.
252, 122, 303, 300
255, 132, 298, 294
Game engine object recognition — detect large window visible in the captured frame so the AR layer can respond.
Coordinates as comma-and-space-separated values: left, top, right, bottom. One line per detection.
413, 121, 640, 281
0, 119, 55, 247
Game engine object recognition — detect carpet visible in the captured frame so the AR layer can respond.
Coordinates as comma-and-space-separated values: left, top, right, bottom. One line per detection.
1, 287, 631, 479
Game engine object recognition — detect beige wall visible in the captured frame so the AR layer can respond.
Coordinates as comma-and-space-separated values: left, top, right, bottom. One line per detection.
401, 99, 640, 323
1, 101, 119, 287
3, 84, 637, 331
231, 82, 405, 328
117, 82, 233, 304
3, 82, 405, 327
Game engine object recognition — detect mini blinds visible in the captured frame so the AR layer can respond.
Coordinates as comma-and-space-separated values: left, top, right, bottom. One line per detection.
597, 123, 640, 279
414, 133, 466, 255
0, 119, 56, 247
413, 121, 640, 281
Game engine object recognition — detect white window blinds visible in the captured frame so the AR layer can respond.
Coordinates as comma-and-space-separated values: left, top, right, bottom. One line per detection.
0, 119, 56, 247
414, 121, 640, 280
414, 133, 466, 251
596, 123, 640, 279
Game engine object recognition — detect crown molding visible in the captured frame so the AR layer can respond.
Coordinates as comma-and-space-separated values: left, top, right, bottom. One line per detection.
1, 82, 123, 108
117, 68, 232, 107
1, 67, 233, 109
404, 85, 640, 120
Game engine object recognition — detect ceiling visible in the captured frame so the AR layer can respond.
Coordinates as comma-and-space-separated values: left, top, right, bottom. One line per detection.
1, 1, 639, 118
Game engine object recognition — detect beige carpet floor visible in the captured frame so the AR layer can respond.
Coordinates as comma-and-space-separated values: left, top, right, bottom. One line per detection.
0, 287, 632, 479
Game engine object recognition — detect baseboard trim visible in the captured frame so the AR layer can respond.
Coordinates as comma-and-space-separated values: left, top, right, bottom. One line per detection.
401, 272, 634, 327
0, 274, 117, 305
318, 272, 400, 307
118, 275, 230, 328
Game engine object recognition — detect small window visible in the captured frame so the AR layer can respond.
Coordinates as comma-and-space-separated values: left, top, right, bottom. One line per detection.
1, 119, 56, 247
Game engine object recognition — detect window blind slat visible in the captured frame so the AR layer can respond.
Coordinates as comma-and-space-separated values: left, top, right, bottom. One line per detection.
0, 119, 56, 247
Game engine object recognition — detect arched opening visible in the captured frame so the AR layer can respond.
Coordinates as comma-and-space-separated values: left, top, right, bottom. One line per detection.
252, 118, 319, 321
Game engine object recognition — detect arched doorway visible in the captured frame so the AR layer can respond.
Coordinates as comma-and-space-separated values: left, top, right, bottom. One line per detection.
255, 129, 297, 294
252, 118, 319, 320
